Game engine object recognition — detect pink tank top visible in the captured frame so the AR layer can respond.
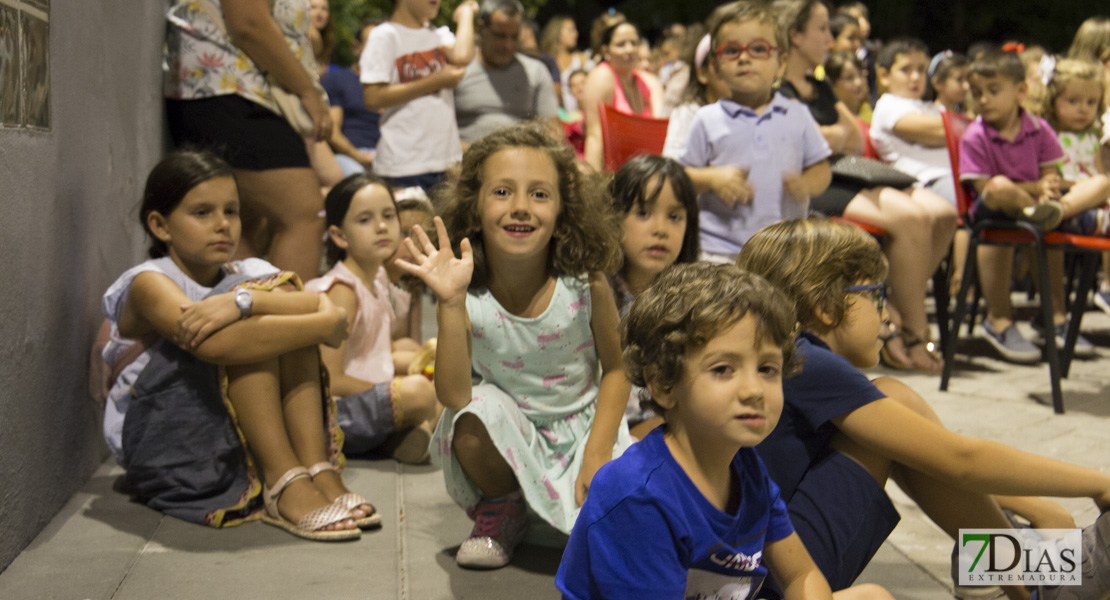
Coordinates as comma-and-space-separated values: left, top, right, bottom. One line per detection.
601, 62, 652, 117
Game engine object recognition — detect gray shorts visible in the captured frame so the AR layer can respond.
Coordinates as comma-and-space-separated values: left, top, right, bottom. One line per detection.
335, 381, 397, 455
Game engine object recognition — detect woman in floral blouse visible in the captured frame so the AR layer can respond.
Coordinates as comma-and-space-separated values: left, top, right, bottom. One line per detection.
165, 0, 331, 281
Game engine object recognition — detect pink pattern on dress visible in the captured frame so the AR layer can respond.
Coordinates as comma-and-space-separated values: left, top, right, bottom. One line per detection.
505, 447, 520, 471
542, 477, 560, 500
568, 297, 588, 313
501, 359, 525, 370
537, 333, 562, 345
574, 340, 594, 354
543, 374, 567, 388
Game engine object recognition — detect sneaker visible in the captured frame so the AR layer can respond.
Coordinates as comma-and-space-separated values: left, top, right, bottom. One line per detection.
982, 320, 1041, 363
456, 493, 529, 569
1038, 510, 1110, 600
1031, 318, 1098, 359
1021, 202, 1064, 231
1094, 289, 1110, 316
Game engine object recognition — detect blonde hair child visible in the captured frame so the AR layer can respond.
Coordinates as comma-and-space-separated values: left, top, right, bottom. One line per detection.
396, 124, 631, 569
1034, 58, 1110, 236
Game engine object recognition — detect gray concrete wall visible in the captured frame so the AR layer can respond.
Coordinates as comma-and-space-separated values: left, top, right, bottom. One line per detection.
0, 2, 165, 570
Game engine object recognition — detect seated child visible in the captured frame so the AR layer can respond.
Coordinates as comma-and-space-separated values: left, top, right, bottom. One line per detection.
608, 154, 700, 436
869, 37, 959, 206
925, 50, 970, 116
556, 262, 890, 600
103, 150, 374, 541
680, 0, 831, 261
826, 50, 870, 121
395, 124, 632, 569
961, 50, 1107, 362
306, 174, 439, 464
738, 218, 1110, 599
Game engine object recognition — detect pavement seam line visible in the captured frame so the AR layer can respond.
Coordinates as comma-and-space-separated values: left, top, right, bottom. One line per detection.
396, 460, 407, 600
110, 516, 165, 599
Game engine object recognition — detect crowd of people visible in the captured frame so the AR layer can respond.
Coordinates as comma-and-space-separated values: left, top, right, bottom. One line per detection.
99, 0, 1110, 597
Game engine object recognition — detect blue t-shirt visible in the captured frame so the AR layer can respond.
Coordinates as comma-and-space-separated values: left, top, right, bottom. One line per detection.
556, 428, 794, 600
320, 67, 381, 149
756, 332, 886, 500
678, 94, 831, 254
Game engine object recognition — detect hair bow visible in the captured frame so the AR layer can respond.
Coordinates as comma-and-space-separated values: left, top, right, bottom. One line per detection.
1040, 54, 1057, 86
1002, 42, 1026, 54
695, 33, 712, 68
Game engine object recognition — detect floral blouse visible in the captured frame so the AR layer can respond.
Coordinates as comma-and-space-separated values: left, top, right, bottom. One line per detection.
164, 0, 318, 114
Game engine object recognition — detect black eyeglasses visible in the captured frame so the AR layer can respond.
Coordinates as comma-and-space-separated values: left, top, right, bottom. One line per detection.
714, 39, 778, 61
845, 283, 885, 313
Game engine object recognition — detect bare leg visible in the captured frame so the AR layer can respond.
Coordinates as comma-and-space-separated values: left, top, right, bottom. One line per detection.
832, 584, 894, 600
979, 245, 1016, 330
234, 168, 325, 281
453, 413, 519, 497
1059, 174, 1110, 219
844, 187, 953, 370
225, 355, 354, 531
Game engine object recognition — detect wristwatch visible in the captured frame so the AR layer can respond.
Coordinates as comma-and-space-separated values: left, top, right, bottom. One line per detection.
234, 289, 253, 319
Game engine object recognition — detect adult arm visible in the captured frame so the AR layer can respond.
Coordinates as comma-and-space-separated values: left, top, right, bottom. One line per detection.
582, 65, 616, 171
575, 274, 633, 506
120, 273, 347, 365
327, 107, 374, 168
833, 377, 1110, 509
222, 0, 331, 140
820, 102, 864, 155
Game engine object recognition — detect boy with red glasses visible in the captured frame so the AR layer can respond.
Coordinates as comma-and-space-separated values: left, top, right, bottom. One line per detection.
680, 0, 832, 262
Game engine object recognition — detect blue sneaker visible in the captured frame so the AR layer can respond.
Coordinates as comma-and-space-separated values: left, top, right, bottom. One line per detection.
1031, 318, 1098, 359
982, 321, 1041, 363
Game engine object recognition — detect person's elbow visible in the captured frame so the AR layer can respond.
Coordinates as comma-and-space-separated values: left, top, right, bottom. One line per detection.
223, 8, 269, 48
806, 160, 832, 196
363, 86, 386, 112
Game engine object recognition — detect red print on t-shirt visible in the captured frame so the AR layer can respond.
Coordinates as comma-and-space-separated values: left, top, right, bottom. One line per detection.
396, 47, 449, 84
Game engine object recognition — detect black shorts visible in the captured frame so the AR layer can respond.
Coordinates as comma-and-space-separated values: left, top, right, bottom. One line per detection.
166, 95, 310, 171
810, 178, 867, 218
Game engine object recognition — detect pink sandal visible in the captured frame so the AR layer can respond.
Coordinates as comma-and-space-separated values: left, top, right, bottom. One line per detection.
307, 462, 382, 530
260, 466, 360, 542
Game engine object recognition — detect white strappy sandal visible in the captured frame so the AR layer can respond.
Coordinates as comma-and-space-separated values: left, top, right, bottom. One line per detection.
307, 462, 382, 530
259, 466, 361, 542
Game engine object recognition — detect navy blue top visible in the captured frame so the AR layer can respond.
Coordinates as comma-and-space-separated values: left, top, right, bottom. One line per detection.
557, 428, 794, 600
321, 67, 381, 149
756, 332, 886, 500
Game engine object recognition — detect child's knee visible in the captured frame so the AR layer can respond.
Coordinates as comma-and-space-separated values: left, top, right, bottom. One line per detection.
452, 413, 489, 453
397, 374, 437, 422
981, 176, 1024, 211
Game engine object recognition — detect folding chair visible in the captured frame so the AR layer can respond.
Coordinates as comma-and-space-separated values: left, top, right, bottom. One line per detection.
597, 102, 669, 172
858, 118, 879, 160
938, 111, 1110, 413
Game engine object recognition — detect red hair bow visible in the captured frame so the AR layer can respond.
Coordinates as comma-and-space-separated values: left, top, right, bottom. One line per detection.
1002, 42, 1026, 53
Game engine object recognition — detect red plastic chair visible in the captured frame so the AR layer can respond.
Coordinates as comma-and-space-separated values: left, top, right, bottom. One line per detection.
597, 102, 669, 172
858, 118, 879, 160
938, 111, 1110, 413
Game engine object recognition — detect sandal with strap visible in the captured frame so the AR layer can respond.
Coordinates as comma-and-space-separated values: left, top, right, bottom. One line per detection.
881, 327, 943, 372
260, 466, 361, 542
307, 462, 382, 530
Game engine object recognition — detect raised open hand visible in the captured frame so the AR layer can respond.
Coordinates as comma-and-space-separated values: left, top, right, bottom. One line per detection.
393, 216, 474, 307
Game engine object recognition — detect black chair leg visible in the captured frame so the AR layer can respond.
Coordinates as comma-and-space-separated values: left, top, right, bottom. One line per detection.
1032, 237, 1064, 414
941, 235, 979, 392
1062, 252, 1099, 378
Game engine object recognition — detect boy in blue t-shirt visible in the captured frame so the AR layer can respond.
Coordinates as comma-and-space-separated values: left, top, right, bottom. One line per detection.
556, 263, 881, 600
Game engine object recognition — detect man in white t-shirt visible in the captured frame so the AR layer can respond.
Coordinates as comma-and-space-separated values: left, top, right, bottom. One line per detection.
454, 0, 559, 144
361, 0, 478, 192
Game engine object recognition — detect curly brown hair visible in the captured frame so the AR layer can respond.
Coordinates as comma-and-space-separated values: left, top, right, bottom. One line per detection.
438, 123, 623, 289
737, 219, 888, 332
622, 262, 799, 417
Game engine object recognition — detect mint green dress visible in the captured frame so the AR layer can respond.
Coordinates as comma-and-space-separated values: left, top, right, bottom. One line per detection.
430, 274, 632, 534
